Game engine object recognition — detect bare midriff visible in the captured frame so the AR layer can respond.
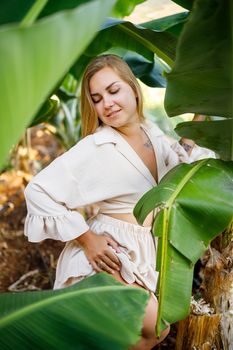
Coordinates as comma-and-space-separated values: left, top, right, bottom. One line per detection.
105, 212, 153, 227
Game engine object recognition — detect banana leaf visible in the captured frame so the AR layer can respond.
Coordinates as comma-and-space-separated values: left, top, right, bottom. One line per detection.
0, 0, 116, 169
171, 0, 194, 10
71, 11, 189, 81
141, 11, 189, 38
175, 119, 233, 161
112, 0, 145, 17
165, 0, 232, 119
0, 273, 149, 350
0, 0, 144, 25
35, 11, 189, 127
30, 98, 60, 127
123, 52, 168, 88
134, 158, 233, 335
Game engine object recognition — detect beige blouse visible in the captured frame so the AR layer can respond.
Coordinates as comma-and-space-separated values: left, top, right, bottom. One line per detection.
24, 120, 215, 243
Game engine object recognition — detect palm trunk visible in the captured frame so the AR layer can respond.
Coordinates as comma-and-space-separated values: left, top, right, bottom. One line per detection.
176, 224, 233, 350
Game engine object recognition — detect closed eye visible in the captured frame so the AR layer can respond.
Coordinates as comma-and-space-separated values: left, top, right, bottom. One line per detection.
92, 89, 119, 103
109, 88, 120, 94
92, 97, 101, 104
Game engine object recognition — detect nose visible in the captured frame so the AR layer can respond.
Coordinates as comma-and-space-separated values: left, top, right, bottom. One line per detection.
103, 95, 114, 109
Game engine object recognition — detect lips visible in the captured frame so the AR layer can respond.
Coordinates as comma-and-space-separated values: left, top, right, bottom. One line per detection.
106, 109, 121, 118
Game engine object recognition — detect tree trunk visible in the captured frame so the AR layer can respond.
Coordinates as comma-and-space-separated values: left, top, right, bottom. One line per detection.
176, 225, 233, 350
176, 313, 222, 349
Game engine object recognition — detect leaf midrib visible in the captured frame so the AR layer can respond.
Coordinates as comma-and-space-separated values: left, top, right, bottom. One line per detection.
157, 159, 207, 330
118, 23, 174, 67
166, 159, 207, 207
0, 285, 144, 327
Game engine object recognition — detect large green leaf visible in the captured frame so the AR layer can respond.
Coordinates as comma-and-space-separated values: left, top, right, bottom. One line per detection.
165, 0, 232, 118
134, 158, 233, 335
112, 0, 146, 17
175, 119, 233, 161
123, 52, 168, 88
71, 12, 189, 80
170, 0, 194, 10
141, 11, 189, 37
0, 273, 149, 350
0, 0, 34, 25
0, 0, 116, 169
0, 0, 145, 25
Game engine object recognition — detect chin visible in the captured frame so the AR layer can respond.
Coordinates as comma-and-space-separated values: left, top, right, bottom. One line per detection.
109, 121, 125, 128
103, 118, 124, 128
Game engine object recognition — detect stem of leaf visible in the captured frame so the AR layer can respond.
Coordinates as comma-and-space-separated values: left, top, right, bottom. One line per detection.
20, 0, 49, 28
156, 207, 169, 337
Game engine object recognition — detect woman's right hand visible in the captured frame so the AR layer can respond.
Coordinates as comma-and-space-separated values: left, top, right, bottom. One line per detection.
76, 230, 121, 275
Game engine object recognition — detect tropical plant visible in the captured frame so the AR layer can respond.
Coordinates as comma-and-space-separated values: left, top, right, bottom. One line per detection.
0, 0, 190, 169
44, 75, 82, 150
0, 0, 152, 348
165, 0, 232, 161
134, 158, 233, 334
1, 0, 232, 347
24, 11, 189, 154
0, 0, 147, 169
0, 273, 149, 350
134, 0, 233, 345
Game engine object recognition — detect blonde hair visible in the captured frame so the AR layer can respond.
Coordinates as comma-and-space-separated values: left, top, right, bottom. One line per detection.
80, 54, 145, 137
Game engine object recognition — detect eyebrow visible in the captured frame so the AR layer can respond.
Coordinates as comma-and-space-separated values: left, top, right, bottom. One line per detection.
90, 81, 120, 96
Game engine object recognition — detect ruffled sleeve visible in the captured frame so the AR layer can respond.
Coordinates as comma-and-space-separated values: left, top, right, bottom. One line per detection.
24, 142, 92, 243
24, 183, 89, 242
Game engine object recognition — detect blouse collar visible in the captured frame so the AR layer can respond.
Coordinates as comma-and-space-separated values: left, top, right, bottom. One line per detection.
93, 119, 164, 146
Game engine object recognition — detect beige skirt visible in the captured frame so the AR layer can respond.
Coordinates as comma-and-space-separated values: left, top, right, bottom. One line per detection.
54, 214, 159, 292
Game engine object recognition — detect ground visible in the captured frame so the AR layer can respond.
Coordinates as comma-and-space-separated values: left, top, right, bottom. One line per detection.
0, 126, 65, 292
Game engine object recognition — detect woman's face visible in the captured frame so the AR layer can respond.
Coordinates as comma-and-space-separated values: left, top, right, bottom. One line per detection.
89, 67, 140, 128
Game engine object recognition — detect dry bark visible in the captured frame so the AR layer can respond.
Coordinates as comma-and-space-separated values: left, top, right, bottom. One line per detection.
176, 227, 233, 350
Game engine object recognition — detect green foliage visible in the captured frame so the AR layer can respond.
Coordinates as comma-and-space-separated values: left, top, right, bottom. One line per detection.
0, 0, 146, 25
113, 0, 145, 17
0, 273, 149, 350
0, 0, 34, 25
165, 0, 233, 160
31, 74, 82, 149
0, 0, 116, 169
170, 0, 194, 10
141, 11, 188, 37
115, 51, 169, 88
20, 0, 49, 27
72, 11, 189, 79
165, 0, 232, 119
175, 119, 233, 161
134, 158, 233, 335
51, 98, 82, 149
30, 98, 60, 127
1, 0, 232, 342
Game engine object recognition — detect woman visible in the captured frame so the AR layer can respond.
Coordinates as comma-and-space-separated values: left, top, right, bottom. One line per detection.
24, 55, 214, 349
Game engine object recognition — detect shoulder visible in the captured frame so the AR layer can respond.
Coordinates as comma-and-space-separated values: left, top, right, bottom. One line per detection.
55, 125, 116, 170
66, 125, 116, 155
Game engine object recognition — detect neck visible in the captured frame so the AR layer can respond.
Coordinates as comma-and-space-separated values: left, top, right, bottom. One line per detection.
114, 121, 142, 138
